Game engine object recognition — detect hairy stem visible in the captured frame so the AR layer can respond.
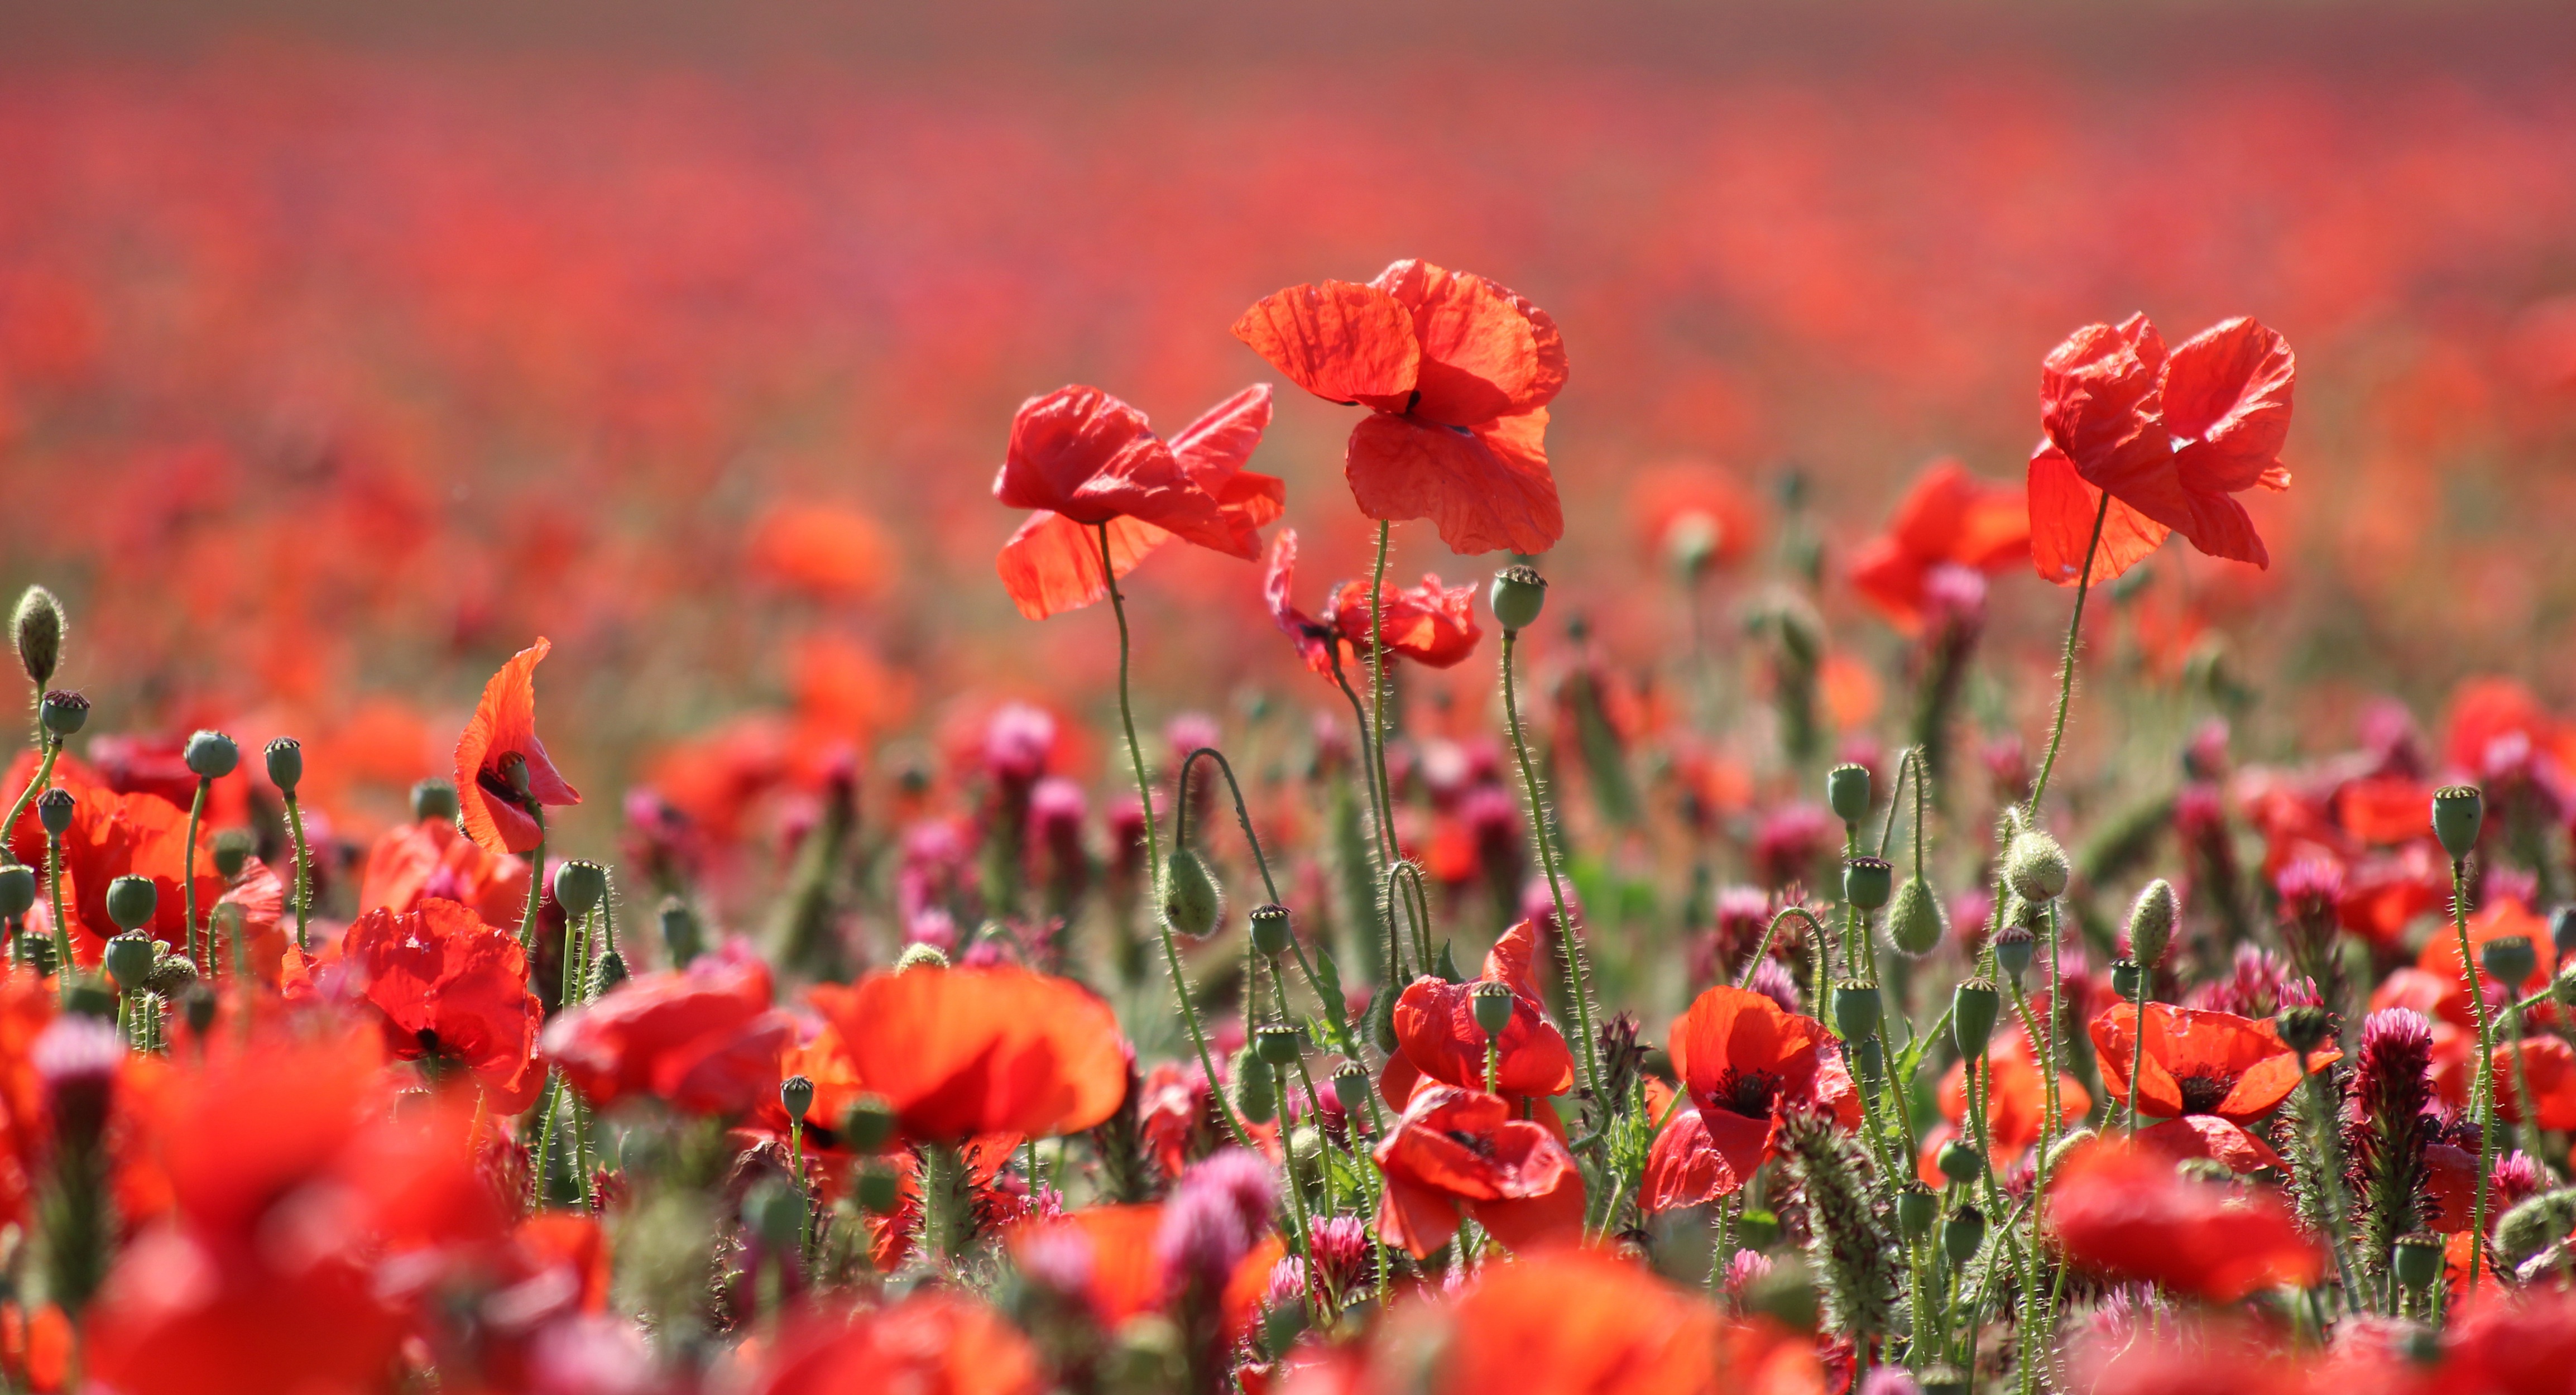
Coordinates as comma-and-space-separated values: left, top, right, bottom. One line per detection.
1501, 627, 1604, 1106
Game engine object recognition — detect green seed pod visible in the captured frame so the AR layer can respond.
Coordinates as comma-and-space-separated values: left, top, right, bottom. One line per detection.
780, 1075, 815, 1121
2275, 1005, 2333, 1056
211, 828, 255, 881
1952, 979, 2001, 1058
2125, 878, 2178, 969
1253, 1023, 1303, 1067
553, 860, 609, 921
411, 778, 462, 824
589, 949, 629, 998
2004, 830, 2070, 902
842, 1094, 898, 1152
2483, 935, 2537, 989
183, 730, 239, 780
2109, 957, 2144, 1000
658, 897, 702, 967
64, 976, 114, 1020
0, 865, 33, 919
37, 788, 74, 837
104, 931, 156, 993
1841, 856, 1893, 912
11, 586, 64, 689
2431, 784, 2484, 861
1885, 876, 1947, 957
1332, 1061, 1373, 1120
742, 1178, 803, 1251
1470, 980, 1516, 1038
263, 736, 303, 794
1488, 565, 1547, 632
1895, 1183, 1938, 1240
1825, 763, 1872, 826
894, 943, 949, 974
1942, 1205, 1987, 1265
181, 982, 217, 1037
855, 1161, 901, 1215
2391, 1231, 2444, 1289
1831, 979, 1882, 1039
1990, 926, 2034, 981
38, 690, 87, 738
1936, 1139, 1985, 1185
1232, 1048, 1277, 1125
1248, 903, 1294, 958
104, 874, 156, 932
1161, 847, 1223, 940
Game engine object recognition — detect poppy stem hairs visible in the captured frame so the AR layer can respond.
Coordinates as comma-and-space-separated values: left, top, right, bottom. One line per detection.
1500, 615, 1606, 1109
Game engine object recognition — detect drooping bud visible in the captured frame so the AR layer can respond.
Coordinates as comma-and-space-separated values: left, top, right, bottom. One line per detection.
1470, 980, 1516, 1039
1936, 1139, 1984, 1185
2109, 957, 2144, 1000
1161, 847, 1223, 940
894, 943, 949, 974
38, 691, 86, 739
589, 950, 629, 997
182, 730, 239, 780
103, 932, 155, 994
1952, 979, 2000, 1058
2004, 830, 2070, 902
2124, 878, 2177, 969
2390, 1231, 2444, 1288
1832, 980, 1882, 1039
1942, 1205, 1987, 1265
1248, 903, 1293, 958
103, 875, 156, 933
411, 778, 461, 823
2431, 785, 2484, 861
263, 736, 303, 794
36, 788, 74, 837
11, 586, 64, 689
1886, 876, 1947, 957
1990, 925, 2034, 981
1253, 1023, 1303, 1067
1841, 857, 1892, 912
1232, 1048, 1277, 1125
0, 865, 33, 920
553, 860, 608, 920
842, 1094, 897, 1152
2483, 936, 2537, 989
2042, 1128, 2098, 1176
2276, 1004, 2333, 1056
1488, 565, 1547, 632
658, 897, 702, 967
1825, 764, 1872, 825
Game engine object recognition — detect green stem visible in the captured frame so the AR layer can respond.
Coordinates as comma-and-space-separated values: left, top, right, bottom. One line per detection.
2126, 979, 2150, 1132
516, 809, 548, 960
46, 833, 69, 1002
1501, 629, 1605, 1108
2452, 856, 2496, 1294
0, 738, 60, 868
1737, 907, 1825, 990
2024, 489, 2110, 824
183, 777, 208, 968
283, 790, 312, 953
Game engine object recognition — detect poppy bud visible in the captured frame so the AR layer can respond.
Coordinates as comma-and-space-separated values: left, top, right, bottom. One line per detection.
2432, 784, 2483, 861
780, 1075, 814, 1121
2004, 830, 2070, 903
263, 736, 302, 794
658, 897, 703, 967
1831, 979, 1881, 1039
2276, 1005, 2333, 1056
36, 788, 74, 837
1896, 1183, 1937, 1240
2555, 960, 2576, 1008
2554, 905, 2576, 958
1886, 876, 1947, 957
856, 1161, 901, 1214
842, 1094, 897, 1152
1470, 980, 1516, 1039
2483, 935, 2537, 989
411, 778, 461, 823
183, 730, 238, 780
590, 950, 629, 997
181, 982, 216, 1036
1942, 1205, 1986, 1265
1366, 986, 1399, 1053
2390, 1231, 2443, 1289
38, 691, 86, 738
2040, 1128, 2098, 1178
1488, 565, 1547, 632
1990, 925, 2033, 981
1842, 856, 1892, 912
1936, 1139, 1984, 1185
1232, 1048, 1277, 1125
1248, 903, 1293, 958
104, 875, 155, 932
1331, 1061, 1372, 1120
2109, 957, 2144, 1000
1162, 847, 1223, 940
553, 860, 608, 920
146, 948, 197, 1001
12, 587, 64, 689
1254, 1023, 1303, 1067
2125, 878, 2177, 969
894, 943, 949, 974
0, 865, 32, 920
103, 931, 155, 993
1952, 979, 2000, 1058
211, 828, 253, 881
1825, 764, 1872, 826
742, 1178, 803, 1252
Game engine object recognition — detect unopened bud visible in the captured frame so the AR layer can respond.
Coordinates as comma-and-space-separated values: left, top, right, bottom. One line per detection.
779, 1075, 814, 1120
1248, 903, 1293, 958
1232, 1048, 1277, 1125
2125, 879, 2177, 969
1470, 980, 1515, 1038
183, 730, 238, 780
11, 586, 64, 689
38, 691, 86, 738
1952, 979, 2000, 1058
658, 897, 702, 967
589, 949, 629, 997
1886, 876, 1947, 957
103, 931, 155, 993
742, 1178, 803, 1251
263, 736, 303, 794
181, 982, 217, 1036
2276, 1005, 2333, 1056
1936, 1139, 1985, 1185
2484, 936, 2537, 989
553, 860, 608, 920
1842, 856, 1892, 912
36, 788, 74, 837
842, 1094, 897, 1152
211, 828, 253, 881
2553, 960, 2576, 1008
145, 947, 196, 1000
1254, 1023, 1303, 1067
1825, 764, 1872, 825
856, 1161, 901, 1214
2004, 830, 2070, 902
894, 943, 949, 974
0, 865, 33, 920
1488, 565, 1547, 632
2432, 785, 2484, 861
1162, 848, 1222, 939
411, 778, 461, 823
2042, 1127, 2098, 1175
104, 875, 156, 932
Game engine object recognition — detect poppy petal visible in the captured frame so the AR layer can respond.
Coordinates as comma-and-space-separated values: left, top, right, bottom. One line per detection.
1231, 280, 1419, 413
995, 511, 1168, 621
1370, 259, 1567, 426
1345, 410, 1562, 557
2027, 441, 2170, 587
2163, 317, 2296, 494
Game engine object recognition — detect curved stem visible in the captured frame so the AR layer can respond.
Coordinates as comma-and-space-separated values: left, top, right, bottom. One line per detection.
1328, 649, 1398, 881
2024, 490, 2110, 824
1176, 747, 1280, 905
1378, 859, 1434, 986
183, 778, 208, 968
2452, 856, 2496, 1293
1503, 628, 1604, 1106
0, 738, 60, 869
283, 791, 312, 953
1737, 907, 1827, 990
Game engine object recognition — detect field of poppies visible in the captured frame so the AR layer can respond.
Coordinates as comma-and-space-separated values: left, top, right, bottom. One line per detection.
7, 10, 2576, 1393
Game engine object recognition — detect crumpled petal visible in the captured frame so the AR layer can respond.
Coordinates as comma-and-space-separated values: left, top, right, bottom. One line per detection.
1231, 280, 1419, 413
1346, 409, 1562, 556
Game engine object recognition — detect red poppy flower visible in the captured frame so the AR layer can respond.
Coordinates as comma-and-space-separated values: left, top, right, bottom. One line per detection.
2045, 1138, 2321, 1301
2089, 1001, 2325, 1124
1848, 458, 2030, 630
2135, 1115, 2287, 1175
1658, 986, 1858, 1202
1435, 1248, 1728, 1395
1009, 1203, 1169, 1326
454, 637, 582, 856
357, 814, 530, 931
809, 964, 1128, 1143
1236, 260, 1567, 556
1918, 1026, 2090, 1185
1263, 529, 1484, 681
749, 1293, 1043, 1395
541, 955, 792, 1116
1388, 918, 1575, 1100
2028, 314, 2296, 585
2493, 1035, 2576, 1130
341, 897, 545, 1114
992, 383, 1283, 620
1374, 1084, 1584, 1258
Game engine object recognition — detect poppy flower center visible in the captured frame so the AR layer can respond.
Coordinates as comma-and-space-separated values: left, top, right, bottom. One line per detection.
1442, 1128, 1497, 1159
2175, 1072, 2234, 1116
1713, 1067, 1784, 1119
476, 762, 533, 812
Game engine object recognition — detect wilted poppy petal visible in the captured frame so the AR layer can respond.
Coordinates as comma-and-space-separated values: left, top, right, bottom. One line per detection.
1232, 280, 1419, 413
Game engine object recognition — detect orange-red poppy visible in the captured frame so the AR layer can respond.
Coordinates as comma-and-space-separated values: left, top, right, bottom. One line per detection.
356, 814, 530, 931
1374, 1084, 1585, 1258
541, 956, 791, 1116
1235, 260, 1567, 556
2134, 1114, 2287, 1175
1660, 986, 1858, 1199
1919, 1025, 2090, 1185
1264, 528, 1483, 680
1009, 1203, 1169, 1326
992, 383, 1282, 620
1434, 1248, 1726, 1395
341, 897, 545, 1113
749, 1293, 1043, 1395
747, 500, 893, 602
2028, 314, 2295, 586
2089, 1001, 2323, 1124
2045, 1138, 2321, 1301
2493, 1034, 2576, 1130
1848, 458, 2030, 630
453, 637, 582, 856
1388, 919, 1575, 1100
809, 964, 1128, 1142
6, 760, 227, 967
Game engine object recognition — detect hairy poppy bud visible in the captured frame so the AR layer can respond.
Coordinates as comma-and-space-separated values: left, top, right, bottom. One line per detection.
11, 586, 63, 689
146, 948, 196, 1000
181, 982, 216, 1037
0, 865, 33, 920
1366, 987, 1398, 1052
38, 691, 86, 739
1162, 847, 1222, 940
1842, 856, 1892, 912
1470, 980, 1516, 1039
183, 730, 238, 780
2276, 1005, 2333, 1056
1896, 1183, 1937, 1240
1248, 903, 1293, 958
2432, 784, 2483, 861
1488, 565, 1547, 632
1886, 876, 1947, 957
1990, 925, 2033, 981
263, 736, 303, 794
2554, 960, 2576, 1009
553, 860, 608, 920
742, 1178, 803, 1252
1254, 1023, 1302, 1067
590, 948, 629, 997
2004, 830, 2070, 902
894, 943, 949, 973
20, 935, 54, 979
2498, 1189, 2576, 1265
842, 1094, 896, 1152
103, 931, 155, 993
1936, 1139, 1984, 1185
411, 778, 461, 823
1952, 979, 2000, 1059
36, 788, 74, 837
1942, 1205, 1987, 1265
1232, 1048, 1277, 1125
2125, 878, 2177, 969
777, 1075, 814, 1121
2391, 1231, 2443, 1288
856, 1161, 901, 1214
104, 875, 156, 933
2483, 935, 2537, 989
1825, 763, 1872, 825
2109, 957, 2144, 1000
1832, 979, 1882, 1039
1331, 1061, 1372, 1121
659, 897, 702, 967
212, 828, 253, 882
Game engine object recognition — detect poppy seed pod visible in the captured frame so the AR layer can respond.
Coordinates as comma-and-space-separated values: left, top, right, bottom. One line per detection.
553, 860, 608, 920
742, 1179, 803, 1252
1943, 1205, 1987, 1265
1470, 980, 1516, 1038
1248, 903, 1293, 958
183, 729, 238, 780
104, 874, 156, 932
36, 788, 74, 837
1936, 1139, 1985, 1185
1832, 979, 1882, 1039
1896, 1184, 1938, 1240
1886, 876, 1947, 957
1162, 847, 1223, 940
103, 931, 155, 993
1825, 763, 1872, 825
0, 865, 33, 919
842, 1095, 898, 1153
2431, 784, 2484, 861
779, 1075, 815, 1121
38, 690, 87, 738
2109, 957, 2144, 1000
894, 943, 949, 974
2276, 1005, 2333, 1056
263, 736, 303, 794
2483, 935, 2538, 989
2390, 1231, 2444, 1289
658, 897, 702, 967
855, 1161, 901, 1215
11, 586, 63, 689
2004, 830, 2070, 903
1488, 565, 1547, 632
1232, 1048, 1277, 1125
1331, 1061, 1372, 1119
589, 949, 629, 998
411, 778, 462, 823
1952, 979, 2001, 1058
1842, 856, 1893, 912
2126, 879, 2178, 969
1254, 1023, 1303, 1067
210, 828, 254, 881
1990, 926, 2034, 981
1919, 1367, 1970, 1395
